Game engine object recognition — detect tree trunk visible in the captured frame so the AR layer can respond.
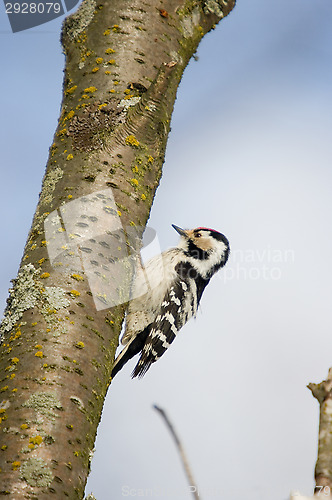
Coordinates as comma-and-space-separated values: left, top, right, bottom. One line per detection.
0, 0, 235, 497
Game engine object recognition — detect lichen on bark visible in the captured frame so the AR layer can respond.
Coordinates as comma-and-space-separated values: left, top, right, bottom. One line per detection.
0, 264, 41, 338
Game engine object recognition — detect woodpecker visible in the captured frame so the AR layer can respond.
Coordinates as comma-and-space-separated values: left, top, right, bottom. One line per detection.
111, 224, 230, 379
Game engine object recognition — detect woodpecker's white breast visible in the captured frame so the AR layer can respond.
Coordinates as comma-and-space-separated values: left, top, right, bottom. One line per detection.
122, 248, 186, 345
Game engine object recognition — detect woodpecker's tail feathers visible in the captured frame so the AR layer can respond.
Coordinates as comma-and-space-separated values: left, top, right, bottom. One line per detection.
111, 328, 149, 379
131, 358, 153, 379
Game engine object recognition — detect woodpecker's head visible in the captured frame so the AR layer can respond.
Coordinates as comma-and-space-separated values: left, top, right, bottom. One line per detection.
172, 224, 230, 276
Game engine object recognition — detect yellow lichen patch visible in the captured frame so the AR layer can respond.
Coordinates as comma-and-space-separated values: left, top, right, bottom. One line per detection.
40, 273, 50, 279
71, 274, 84, 281
70, 290, 81, 297
12, 461, 21, 470
38, 258, 45, 265
1, 445, 7, 451
11, 357, 19, 364
68, 195, 73, 199
124, 89, 130, 94
98, 103, 107, 110
132, 165, 139, 173
66, 424, 73, 430
0, 410, 5, 415
58, 128, 67, 136
103, 29, 110, 35
43, 363, 48, 368
96, 57, 103, 64
107, 59, 116, 65
125, 135, 140, 147
9, 373, 15, 379
112, 24, 120, 31
109, 89, 115, 93
81, 94, 89, 100
117, 210, 122, 216
92, 67, 99, 73
148, 155, 154, 163
12, 388, 17, 393
84, 86, 97, 93
0, 386, 8, 392
35, 344, 42, 349
105, 71, 111, 75
65, 85, 77, 95
105, 48, 115, 54
66, 154, 74, 161
75, 342, 85, 349
29, 435, 43, 446
65, 110, 75, 121
35, 351, 43, 358
31, 244, 37, 250
86, 50, 92, 56
31, 322, 37, 327
129, 178, 139, 187
113, 80, 119, 85
141, 194, 147, 201
21, 424, 28, 430
41, 241, 48, 247
44, 308, 56, 315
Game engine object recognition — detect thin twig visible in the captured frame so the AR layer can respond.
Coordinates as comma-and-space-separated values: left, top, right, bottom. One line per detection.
153, 405, 200, 500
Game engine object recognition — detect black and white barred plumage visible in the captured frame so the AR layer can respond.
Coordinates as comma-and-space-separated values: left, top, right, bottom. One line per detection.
111, 225, 230, 379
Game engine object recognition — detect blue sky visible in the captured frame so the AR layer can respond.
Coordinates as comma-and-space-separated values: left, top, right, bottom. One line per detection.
1, 1, 332, 499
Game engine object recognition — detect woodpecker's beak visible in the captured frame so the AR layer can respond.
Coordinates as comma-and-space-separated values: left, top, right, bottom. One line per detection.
172, 224, 187, 237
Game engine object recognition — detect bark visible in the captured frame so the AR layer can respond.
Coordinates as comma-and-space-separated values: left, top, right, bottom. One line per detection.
0, 0, 235, 497
308, 368, 332, 498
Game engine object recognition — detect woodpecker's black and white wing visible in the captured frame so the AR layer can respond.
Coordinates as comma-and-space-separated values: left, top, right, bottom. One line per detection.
131, 263, 209, 378
111, 249, 182, 378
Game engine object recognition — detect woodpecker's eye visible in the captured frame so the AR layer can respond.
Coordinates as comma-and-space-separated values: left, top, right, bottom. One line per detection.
196, 233, 201, 238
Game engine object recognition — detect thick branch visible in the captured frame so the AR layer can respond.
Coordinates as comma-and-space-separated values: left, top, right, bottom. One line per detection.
0, 0, 235, 497
308, 367, 332, 497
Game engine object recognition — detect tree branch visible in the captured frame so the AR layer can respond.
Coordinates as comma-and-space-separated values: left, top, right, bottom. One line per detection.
0, 0, 236, 496
308, 368, 332, 497
153, 405, 200, 500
